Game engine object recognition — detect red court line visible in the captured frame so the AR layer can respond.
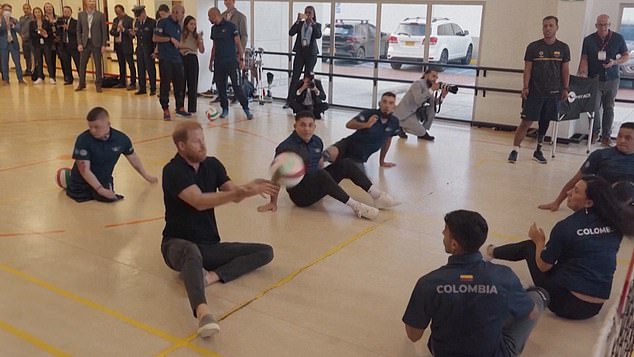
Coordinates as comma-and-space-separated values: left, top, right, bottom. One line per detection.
133, 134, 173, 145
218, 120, 278, 145
104, 216, 163, 228
0, 230, 65, 238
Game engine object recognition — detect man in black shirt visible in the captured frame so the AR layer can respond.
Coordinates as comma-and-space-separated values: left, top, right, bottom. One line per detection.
508, 16, 570, 164
66, 107, 157, 202
161, 121, 278, 337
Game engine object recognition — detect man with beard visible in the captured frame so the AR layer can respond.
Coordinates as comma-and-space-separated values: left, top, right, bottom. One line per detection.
322, 91, 401, 168
161, 121, 278, 337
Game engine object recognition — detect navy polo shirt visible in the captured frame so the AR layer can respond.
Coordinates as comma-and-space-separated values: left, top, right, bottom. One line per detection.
275, 131, 323, 174
344, 109, 400, 163
580, 147, 634, 184
541, 209, 622, 299
582, 31, 628, 81
162, 154, 230, 246
403, 252, 534, 357
68, 128, 133, 193
211, 19, 239, 63
154, 16, 182, 63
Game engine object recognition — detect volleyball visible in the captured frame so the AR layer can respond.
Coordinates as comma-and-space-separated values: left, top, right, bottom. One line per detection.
269, 152, 305, 188
55, 167, 71, 189
206, 106, 220, 121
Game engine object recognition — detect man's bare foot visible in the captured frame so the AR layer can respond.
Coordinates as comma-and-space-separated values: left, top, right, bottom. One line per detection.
205, 270, 221, 286
257, 203, 277, 212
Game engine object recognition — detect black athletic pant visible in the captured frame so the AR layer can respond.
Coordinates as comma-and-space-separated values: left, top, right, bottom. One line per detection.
183, 54, 199, 113
289, 101, 328, 119
493, 240, 603, 320
43, 43, 56, 79
116, 48, 136, 86
287, 48, 317, 103
287, 158, 372, 207
136, 46, 156, 92
23, 40, 34, 73
32, 44, 45, 80
159, 59, 185, 110
60, 42, 80, 83
161, 238, 274, 316
215, 59, 248, 111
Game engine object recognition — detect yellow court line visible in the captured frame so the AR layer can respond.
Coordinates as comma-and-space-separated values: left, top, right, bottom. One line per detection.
0, 319, 72, 357
153, 222, 385, 357
0, 263, 221, 357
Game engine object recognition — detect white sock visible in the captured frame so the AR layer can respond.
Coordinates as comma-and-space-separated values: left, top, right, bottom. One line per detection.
367, 185, 382, 199
345, 198, 360, 209
512, 146, 520, 152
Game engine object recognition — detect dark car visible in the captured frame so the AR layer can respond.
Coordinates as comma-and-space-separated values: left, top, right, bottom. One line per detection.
322, 19, 388, 62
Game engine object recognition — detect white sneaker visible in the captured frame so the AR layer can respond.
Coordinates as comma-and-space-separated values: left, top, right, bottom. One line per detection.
483, 244, 495, 262
197, 314, 220, 338
33, 78, 43, 85
352, 203, 379, 220
49, 78, 56, 84
373, 192, 400, 209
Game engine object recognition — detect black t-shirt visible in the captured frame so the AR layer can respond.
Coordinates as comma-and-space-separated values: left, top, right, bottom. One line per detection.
68, 128, 133, 194
211, 19, 239, 64
541, 210, 623, 299
524, 39, 571, 97
403, 253, 534, 357
162, 154, 230, 245
580, 147, 634, 184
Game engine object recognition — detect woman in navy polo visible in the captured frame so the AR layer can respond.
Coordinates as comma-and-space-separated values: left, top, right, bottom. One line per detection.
488, 176, 634, 319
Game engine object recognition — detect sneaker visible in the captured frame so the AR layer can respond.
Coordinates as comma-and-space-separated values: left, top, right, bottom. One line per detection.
176, 109, 192, 117
601, 137, 613, 147
373, 192, 400, 209
197, 314, 220, 338
532, 150, 547, 164
352, 202, 379, 220
34, 78, 44, 85
527, 286, 550, 307
219, 108, 229, 118
282, 103, 290, 109
398, 130, 408, 139
245, 109, 254, 120
49, 78, 56, 84
163, 109, 171, 121
507, 150, 518, 163
417, 133, 435, 141
200, 89, 215, 98
483, 244, 495, 262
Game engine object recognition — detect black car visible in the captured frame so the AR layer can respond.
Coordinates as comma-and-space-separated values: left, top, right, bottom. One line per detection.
322, 19, 388, 62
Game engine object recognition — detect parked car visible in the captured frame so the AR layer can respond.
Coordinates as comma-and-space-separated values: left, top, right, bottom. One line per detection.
387, 17, 473, 69
618, 24, 634, 81
322, 19, 388, 62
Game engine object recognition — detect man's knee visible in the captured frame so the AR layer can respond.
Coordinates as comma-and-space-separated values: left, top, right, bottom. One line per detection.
259, 244, 274, 265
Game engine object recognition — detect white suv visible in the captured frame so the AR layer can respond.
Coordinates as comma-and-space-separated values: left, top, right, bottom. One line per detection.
387, 17, 473, 69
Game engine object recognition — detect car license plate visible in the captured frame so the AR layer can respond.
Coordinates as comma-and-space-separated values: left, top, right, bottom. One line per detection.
405, 41, 416, 46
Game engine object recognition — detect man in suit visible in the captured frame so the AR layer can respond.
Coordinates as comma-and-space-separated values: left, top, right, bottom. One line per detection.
289, 74, 328, 119
0, 3, 25, 84
58, 6, 79, 85
285, 6, 321, 107
110, 4, 135, 90
76, 0, 108, 93
131, 5, 156, 95
18, 3, 33, 77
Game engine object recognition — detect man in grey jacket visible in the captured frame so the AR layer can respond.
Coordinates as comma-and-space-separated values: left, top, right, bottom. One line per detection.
18, 3, 32, 76
394, 68, 448, 142
76, 0, 108, 92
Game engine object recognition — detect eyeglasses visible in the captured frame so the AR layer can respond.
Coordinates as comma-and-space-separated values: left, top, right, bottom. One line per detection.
596, 23, 610, 27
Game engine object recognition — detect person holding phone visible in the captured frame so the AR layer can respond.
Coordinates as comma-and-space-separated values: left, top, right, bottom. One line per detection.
285, 6, 321, 108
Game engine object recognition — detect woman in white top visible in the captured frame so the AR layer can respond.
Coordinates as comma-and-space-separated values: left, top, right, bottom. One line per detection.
180, 15, 204, 113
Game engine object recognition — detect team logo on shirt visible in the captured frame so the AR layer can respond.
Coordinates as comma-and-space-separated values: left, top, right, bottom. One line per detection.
112, 146, 121, 153
576, 226, 614, 236
538, 51, 544, 57
314, 148, 321, 153
156, 28, 163, 33
79, 149, 88, 156
459, 274, 474, 282
554, 51, 561, 58
436, 284, 498, 294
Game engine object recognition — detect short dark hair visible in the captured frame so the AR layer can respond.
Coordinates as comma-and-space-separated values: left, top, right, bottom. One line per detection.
444, 210, 488, 253
86, 107, 109, 122
295, 111, 315, 121
424, 66, 443, 75
172, 121, 203, 146
62, 5, 72, 12
381, 91, 396, 99
543, 16, 558, 25
4, 4, 12, 9
114, 4, 124, 12
158, 4, 169, 13
621, 122, 634, 130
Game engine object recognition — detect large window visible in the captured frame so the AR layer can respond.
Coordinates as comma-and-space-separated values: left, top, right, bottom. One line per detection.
254, 1, 289, 98
616, 6, 634, 133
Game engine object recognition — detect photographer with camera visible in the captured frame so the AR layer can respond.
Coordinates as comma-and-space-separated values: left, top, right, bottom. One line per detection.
394, 68, 453, 142
289, 73, 328, 119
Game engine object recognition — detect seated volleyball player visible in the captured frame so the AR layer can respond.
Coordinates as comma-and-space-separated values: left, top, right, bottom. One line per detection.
258, 111, 399, 220
161, 121, 278, 336
403, 210, 546, 356
66, 107, 157, 202
487, 176, 634, 319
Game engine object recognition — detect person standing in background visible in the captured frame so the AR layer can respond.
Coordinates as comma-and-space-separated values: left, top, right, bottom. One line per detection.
110, 5, 136, 90
76, 0, 108, 92
180, 15, 204, 114
131, 5, 156, 96
18, 3, 33, 77
58, 6, 79, 85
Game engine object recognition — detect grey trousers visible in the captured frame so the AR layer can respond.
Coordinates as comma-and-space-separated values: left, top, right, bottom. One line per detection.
399, 110, 434, 136
161, 238, 274, 316
591, 78, 619, 138
501, 290, 545, 356
78, 39, 103, 88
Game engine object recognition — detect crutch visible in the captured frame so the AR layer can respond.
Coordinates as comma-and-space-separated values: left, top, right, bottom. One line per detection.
551, 113, 566, 159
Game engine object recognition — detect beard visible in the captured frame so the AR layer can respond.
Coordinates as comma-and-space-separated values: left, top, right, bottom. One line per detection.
426, 79, 434, 88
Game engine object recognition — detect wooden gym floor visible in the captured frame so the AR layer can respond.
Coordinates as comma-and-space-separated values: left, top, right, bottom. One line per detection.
0, 82, 631, 357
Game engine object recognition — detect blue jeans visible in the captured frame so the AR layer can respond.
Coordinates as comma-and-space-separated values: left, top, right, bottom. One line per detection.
1, 41, 23, 81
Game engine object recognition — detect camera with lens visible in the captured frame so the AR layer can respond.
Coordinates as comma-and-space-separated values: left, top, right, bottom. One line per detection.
439, 82, 459, 94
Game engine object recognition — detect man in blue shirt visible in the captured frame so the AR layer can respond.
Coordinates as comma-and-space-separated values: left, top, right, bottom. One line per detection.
403, 210, 546, 357
578, 14, 630, 146
152, 5, 189, 120
208, 7, 252, 120
323, 92, 401, 168
66, 107, 157, 202
539, 122, 634, 211
258, 111, 398, 220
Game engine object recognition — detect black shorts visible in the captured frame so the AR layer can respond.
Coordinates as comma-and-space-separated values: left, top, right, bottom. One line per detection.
333, 138, 352, 160
521, 96, 560, 122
